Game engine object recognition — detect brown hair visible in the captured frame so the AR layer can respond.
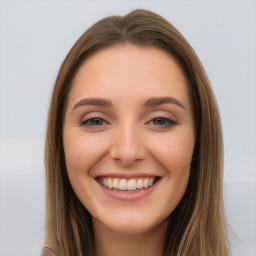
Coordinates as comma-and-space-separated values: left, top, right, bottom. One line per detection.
44, 9, 230, 256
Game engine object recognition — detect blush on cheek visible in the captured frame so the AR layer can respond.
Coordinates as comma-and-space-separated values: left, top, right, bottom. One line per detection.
150, 143, 193, 172
64, 135, 108, 175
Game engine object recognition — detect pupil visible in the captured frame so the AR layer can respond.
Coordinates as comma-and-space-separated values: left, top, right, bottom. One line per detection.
154, 118, 165, 125
92, 118, 102, 125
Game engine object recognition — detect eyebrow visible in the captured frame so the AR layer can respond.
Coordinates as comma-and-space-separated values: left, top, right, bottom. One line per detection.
72, 96, 186, 111
143, 97, 186, 109
72, 98, 112, 110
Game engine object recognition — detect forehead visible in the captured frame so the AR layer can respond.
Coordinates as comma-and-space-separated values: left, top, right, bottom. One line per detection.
68, 45, 192, 109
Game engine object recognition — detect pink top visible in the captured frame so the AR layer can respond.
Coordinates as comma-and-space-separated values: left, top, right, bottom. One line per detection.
41, 247, 58, 256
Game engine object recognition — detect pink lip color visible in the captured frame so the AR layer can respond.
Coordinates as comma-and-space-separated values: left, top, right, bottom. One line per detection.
96, 178, 160, 201
95, 173, 157, 179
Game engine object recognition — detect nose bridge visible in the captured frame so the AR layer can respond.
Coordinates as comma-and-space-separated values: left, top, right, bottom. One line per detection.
110, 119, 145, 165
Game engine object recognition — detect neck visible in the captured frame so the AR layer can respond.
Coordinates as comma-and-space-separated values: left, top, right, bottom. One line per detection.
93, 219, 168, 256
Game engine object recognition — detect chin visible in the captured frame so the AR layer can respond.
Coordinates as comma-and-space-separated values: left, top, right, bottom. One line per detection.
92, 207, 169, 235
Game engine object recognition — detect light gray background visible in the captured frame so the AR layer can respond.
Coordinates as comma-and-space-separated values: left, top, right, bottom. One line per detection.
0, 0, 255, 255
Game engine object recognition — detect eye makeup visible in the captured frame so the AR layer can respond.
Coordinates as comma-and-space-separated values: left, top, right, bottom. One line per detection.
81, 117, 108, 126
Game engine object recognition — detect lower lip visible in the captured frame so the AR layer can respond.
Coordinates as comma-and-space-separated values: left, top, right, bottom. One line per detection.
96, 179, 161, 201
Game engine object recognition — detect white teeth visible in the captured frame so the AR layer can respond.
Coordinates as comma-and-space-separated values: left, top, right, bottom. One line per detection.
127, 179, 137, 190
107, 179, 113, 189
119, 179, 127, 190
143, 178, 149, 188
100, 177, 157, 191
136, 178, 143, 189
113, 178, 119, 189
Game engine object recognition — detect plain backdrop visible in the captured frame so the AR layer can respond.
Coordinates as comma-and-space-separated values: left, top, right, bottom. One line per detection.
0, 0, 255, 255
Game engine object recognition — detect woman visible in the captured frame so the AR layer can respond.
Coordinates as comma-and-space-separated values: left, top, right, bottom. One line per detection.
42, 9, 230, 256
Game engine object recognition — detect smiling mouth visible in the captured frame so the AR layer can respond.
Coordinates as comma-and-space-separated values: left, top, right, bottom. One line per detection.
97, 177, 160, 192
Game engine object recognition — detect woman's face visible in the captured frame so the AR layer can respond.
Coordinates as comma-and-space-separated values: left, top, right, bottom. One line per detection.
63, 46, 195, 235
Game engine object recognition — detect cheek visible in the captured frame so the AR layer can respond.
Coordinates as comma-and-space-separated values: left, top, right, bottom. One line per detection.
63, 130, 108, 175
63, 130, 109, 215
148, 128, 195, 172
155, 131, 193, 214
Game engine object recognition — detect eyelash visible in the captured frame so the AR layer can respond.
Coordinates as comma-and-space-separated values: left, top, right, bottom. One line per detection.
80, 117, 177, 128
146, 117, 177, 127
80, 117, 109, 126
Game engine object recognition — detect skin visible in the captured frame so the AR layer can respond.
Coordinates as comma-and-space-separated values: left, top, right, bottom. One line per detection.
63, 45, 195, 256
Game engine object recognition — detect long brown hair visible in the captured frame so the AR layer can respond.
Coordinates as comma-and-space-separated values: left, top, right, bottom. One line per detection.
44, 9, 230, 255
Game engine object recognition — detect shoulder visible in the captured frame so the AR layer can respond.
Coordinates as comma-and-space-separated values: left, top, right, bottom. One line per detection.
41, 247, 58, 256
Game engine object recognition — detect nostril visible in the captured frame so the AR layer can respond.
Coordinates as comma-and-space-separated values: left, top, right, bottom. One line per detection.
109, 131, 146, 165
110, 144, 146, 166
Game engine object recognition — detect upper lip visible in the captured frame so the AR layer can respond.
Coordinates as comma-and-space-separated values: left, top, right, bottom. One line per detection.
94, 173, 161, 179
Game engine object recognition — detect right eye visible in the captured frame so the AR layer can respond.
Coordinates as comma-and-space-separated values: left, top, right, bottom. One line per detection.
81, 118, 107, 126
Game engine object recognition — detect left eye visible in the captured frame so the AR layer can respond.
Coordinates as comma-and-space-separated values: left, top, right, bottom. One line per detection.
149, 118, 176, 126
81, 118, 106, 126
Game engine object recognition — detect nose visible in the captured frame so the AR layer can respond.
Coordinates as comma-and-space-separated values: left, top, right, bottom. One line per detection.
110, 124, 146, 166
